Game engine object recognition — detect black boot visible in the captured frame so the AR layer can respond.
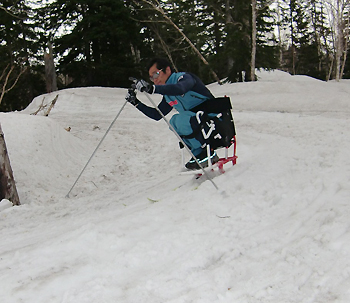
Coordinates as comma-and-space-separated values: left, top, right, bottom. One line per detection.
185, 149, 219, 170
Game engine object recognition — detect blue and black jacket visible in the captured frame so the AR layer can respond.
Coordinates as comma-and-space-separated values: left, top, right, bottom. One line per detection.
136, 72, 214, 121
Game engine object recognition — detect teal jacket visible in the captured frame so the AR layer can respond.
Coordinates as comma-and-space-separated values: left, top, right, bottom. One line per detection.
137, 72, 214, 120
155, 72, 214, 112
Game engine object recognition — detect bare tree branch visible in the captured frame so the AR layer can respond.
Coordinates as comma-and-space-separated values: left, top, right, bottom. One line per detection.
0, 64, 11, 83
133, 0, 222, 84
0, 65, 28, 105
0, 3, 27, 21
0, 5, 23, 19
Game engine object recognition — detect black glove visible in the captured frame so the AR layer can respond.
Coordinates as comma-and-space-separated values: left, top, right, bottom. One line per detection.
125, 88, 139, 106
135, 79, 154, 94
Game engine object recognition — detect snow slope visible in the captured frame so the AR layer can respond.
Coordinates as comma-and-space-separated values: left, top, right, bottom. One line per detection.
0, 70, 350, 302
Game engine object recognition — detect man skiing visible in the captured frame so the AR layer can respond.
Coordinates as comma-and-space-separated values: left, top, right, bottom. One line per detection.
126, 58, 220, 170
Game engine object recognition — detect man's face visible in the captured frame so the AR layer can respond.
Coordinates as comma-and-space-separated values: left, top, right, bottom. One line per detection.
148, 63, 171, 85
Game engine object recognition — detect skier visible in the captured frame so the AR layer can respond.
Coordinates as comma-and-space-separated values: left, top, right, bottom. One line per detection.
126, 58, 220, 170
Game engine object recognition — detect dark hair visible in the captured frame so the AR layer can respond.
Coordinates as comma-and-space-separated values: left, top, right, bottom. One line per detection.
147, 58, 174, 73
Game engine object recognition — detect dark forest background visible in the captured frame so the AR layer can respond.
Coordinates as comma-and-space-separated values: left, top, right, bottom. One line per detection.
1, 0, 349, 112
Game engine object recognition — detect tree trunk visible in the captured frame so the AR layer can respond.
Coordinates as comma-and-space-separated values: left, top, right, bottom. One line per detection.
44, 42, 58, 93
0, 123, 20, 206
251, 0, 257, 81
290, 0, 296, 75
277, 0, 283, 66
340, 6, 350, 78
335, 0, 342, 81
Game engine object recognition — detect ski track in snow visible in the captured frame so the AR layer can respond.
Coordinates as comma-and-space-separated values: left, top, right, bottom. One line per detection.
0, 70, 350, 302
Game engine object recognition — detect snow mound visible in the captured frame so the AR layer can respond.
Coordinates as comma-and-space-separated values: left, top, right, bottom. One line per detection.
256, 69, 293, 81
255, 69, 323, 82
1, 71, 350, 303
208, 70, 350, 117
22, 87, 126, 116
0, 112, 89, 201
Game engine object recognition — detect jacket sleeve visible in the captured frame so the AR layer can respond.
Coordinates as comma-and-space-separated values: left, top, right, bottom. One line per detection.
154, 73, 196, 96
135, 97, 173, 121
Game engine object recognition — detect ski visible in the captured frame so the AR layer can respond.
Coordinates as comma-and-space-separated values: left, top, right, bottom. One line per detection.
179, 154, 237, 178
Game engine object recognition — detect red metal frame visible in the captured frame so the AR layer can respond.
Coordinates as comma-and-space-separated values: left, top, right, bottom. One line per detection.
216, 136, 237, 174
193, 136, 237, 178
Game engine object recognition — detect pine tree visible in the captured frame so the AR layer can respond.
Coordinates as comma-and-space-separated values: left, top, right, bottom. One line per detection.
255, 1, 279, 72
307, 0, 331, 79
38, 0, 147, 88
0, 1, 45, 111
222, 0, 278, 82
279, 0, 328, 79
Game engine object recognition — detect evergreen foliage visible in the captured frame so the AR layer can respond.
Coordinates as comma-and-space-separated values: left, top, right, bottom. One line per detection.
0, 0, 45, 111
37, 0, 147, 88
0, 0, 349, 111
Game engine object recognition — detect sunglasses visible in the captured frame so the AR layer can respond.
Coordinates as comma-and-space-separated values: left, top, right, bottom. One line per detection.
149, 69, 163, 82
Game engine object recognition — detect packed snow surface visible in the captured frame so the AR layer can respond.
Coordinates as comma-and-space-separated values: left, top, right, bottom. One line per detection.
1, 70, 350, 302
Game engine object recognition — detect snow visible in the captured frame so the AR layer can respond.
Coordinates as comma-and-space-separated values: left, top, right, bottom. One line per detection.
0, 199, 13, 211
0, 70, 350, 302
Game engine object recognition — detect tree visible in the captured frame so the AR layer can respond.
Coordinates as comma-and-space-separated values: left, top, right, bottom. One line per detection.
0, 63, 27, 106
325, 0, 350, 80
38, 0, 147, 88
132, 0, 221, 83
44, 42, 58, 93
278, 0, 325, 78
309, 0, 332, 79
220, 0, 278, 82
0, 1, 46, 112
251, 0, 278, 80
251, 0, 258, 79
224, 0, 252, 81
0, 123, 20, 206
